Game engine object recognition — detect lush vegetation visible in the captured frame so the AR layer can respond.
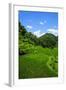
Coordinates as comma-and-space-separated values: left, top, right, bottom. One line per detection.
19, 22, 58, 79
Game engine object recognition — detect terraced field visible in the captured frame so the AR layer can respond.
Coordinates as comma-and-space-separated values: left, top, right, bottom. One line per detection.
19, 47, 58, 79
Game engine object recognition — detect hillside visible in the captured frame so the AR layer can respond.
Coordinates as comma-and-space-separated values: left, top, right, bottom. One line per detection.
19, 22, 58, 79
39, 33, 58, 48
19, 22, 58, 55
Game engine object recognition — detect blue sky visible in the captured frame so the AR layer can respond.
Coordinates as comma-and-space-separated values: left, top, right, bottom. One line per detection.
19, 11, 58, 37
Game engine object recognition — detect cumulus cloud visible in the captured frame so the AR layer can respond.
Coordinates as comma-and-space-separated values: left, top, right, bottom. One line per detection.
33, 30, 45, 37
40, 22, 44, 25
40, 20, 47, 25
48, 29, 58, 36
26, 25, 32, 29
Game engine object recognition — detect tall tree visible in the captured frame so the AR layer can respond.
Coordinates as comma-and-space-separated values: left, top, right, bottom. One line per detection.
19, 21, 27, 35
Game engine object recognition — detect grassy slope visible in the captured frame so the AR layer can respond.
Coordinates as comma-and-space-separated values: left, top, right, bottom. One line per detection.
19, 46, 58, 79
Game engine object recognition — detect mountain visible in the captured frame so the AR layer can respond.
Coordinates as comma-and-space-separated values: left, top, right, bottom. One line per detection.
39, 33, 58, 48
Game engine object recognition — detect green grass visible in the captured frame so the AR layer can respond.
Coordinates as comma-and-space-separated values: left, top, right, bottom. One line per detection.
19, 47, 58, 79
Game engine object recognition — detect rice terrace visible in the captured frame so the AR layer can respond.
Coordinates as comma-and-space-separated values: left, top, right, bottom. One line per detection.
19, 11, 58, 79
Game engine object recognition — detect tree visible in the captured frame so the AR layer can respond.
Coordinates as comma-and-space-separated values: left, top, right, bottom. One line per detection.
19, 21, 27, 35
24, 32, 39, 45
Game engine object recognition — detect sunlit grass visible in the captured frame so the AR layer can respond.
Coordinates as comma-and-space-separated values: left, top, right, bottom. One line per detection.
19, 47, 58, 79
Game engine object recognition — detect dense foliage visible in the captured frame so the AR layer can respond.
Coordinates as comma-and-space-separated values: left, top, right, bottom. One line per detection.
19, 22, 58, 55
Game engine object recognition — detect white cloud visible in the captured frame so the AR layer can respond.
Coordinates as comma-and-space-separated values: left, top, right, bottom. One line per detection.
40, 22, 44, 25
33, 30, 45, 37
40, 20, 47, 25
48, 29, 58, 36
26, 25, 32, 29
